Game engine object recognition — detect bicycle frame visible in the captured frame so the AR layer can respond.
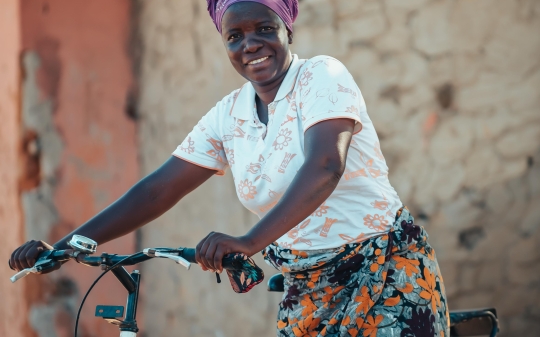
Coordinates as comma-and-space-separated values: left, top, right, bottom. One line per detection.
95, 267, 141, 336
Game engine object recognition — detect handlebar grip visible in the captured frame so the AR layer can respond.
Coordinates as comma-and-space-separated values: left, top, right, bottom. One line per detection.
179, 249, 237, 270
180, 248, 196, 263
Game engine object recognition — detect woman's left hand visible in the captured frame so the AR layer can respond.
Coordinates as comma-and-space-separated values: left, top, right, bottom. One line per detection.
195, 232, 254, 273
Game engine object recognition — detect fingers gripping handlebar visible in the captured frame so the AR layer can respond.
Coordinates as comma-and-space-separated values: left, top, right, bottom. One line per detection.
178, 248, 242, 270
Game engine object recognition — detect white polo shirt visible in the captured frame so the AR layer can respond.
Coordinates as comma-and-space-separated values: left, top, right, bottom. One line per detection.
173, 54, 402, 250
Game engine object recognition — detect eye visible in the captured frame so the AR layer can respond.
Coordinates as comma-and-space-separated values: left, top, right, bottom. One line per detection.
260, 26, 274, 32
228, 33, 241, 41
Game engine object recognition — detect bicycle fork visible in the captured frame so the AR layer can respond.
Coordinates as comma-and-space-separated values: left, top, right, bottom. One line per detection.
95, 268, 141, 336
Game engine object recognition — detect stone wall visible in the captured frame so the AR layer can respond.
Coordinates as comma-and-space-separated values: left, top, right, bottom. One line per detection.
136, 0, 540, 336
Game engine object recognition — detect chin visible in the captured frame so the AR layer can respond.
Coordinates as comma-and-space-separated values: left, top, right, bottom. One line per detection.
246, 70, 278, 85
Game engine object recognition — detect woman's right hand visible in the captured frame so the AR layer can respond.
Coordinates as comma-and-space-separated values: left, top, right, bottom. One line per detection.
9, 240, 55, 272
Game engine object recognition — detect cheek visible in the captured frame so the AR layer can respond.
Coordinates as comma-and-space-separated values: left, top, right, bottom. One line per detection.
225, 48, 242, 66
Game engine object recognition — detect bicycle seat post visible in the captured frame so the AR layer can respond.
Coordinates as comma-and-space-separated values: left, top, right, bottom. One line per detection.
95, 268, 141, 336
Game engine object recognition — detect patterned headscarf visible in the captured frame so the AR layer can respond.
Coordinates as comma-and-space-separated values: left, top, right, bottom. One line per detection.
207, 0, 299, 34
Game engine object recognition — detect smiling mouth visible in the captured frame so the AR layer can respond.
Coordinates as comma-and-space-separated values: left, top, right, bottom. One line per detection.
247, 56, 270, 65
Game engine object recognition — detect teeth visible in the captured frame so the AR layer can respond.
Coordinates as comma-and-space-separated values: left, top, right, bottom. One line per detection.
248, 57, 269, 65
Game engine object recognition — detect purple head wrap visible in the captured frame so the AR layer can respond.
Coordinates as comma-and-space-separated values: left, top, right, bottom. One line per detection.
207, 0, 299, 34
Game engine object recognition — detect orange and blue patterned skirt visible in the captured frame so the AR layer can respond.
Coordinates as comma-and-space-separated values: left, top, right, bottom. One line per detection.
263, 207, 450, 337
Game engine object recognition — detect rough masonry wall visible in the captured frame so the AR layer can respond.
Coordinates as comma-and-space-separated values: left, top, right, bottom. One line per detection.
18, 1, 138, 336
137, 0, 540, 336
0, 1, 32, 336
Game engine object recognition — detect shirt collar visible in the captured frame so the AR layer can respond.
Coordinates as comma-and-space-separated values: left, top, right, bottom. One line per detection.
229, 54, 304, 120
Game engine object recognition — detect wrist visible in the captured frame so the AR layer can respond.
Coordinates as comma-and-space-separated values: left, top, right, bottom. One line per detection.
240, 233, 261, 256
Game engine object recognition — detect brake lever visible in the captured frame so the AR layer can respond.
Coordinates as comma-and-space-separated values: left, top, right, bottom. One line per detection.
10, 258, 58, 283
142, 248, 191, 270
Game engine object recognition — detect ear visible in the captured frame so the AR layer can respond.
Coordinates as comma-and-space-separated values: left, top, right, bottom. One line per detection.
288, 32, 293, 44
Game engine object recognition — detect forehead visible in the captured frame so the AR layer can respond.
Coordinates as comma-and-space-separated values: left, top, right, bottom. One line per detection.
221, 2, 282, 30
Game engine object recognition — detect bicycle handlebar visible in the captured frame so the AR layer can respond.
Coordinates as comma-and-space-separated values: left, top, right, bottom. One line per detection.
11, 246, 247, 283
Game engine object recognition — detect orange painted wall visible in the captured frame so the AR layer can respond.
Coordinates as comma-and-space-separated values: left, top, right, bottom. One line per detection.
19, 1, 138, 336
0, 1, 30, 337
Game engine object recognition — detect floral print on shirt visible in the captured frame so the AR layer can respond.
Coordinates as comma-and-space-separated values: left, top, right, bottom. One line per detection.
172, 55, 402, 251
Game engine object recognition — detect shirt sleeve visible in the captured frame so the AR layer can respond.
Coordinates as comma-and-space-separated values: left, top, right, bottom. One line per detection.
172, 106, 229, 176
297, 56, 364, 134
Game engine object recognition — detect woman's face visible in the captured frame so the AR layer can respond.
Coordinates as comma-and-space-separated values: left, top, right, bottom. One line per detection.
221, 2, 292, 87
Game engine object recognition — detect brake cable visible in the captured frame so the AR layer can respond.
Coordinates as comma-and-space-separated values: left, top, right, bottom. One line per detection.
74, 253, 139, 337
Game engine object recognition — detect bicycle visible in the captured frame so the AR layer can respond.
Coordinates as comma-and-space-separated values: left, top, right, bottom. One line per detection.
11, 235, 499, 337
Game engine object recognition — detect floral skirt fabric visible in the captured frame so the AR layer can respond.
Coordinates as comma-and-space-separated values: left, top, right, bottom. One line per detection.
263, 207, 450, 337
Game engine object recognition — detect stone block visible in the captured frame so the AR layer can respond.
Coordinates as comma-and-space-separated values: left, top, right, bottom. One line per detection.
399, 84, 434, 114
463, 145, 503, 190
453, 51, 483, 86
506, 69, 540, 113
427, 224, 468, 262
295, 0, 335, 27
369, 100, 402, 138
342, 48, 379, 88
449, 0, 498, 53
335, 0, 382, 19
293, 25, 348, 59
505, 316, 540, 337
495, 125, 540, 159
459, 263, 479, 293
484, 14, 540, 79
438, 260, 459, 298
508, 236, 540, 264
494, 288, 531, 317
499, 199, 530, 231
412, 160, 465, 206
471, 107, 513, 141
472, 222, 515, 259
427, 55, 454, 88
450, 291, 494, 311
387, 161, 415, 202
486, 183, 514, 212
398, 52, 429, 88
411, 1, 452, 56
433, 162, 465, 203
508, 262, 540, 288
338, 12, 387, 44
507, 175, 530, 205
373, 26, 410, 54
333, 0, 364, 18
457, 71, 514, 111
385, 0, 429, 12
527, 159, 540, 199
373, 9, 411, 54
500, 159, 528, 186
347, 52, 403, 104
430, 116, 475, 166
520, 199, 540, 235
441, 192, 483, 231
477, 261, 504, 290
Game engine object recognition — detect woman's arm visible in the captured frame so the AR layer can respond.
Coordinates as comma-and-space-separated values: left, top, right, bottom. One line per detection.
10, 157, 216, 271
196, 118, 355, 272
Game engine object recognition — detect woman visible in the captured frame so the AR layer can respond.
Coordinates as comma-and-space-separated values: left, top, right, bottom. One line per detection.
10, 0, 449, 336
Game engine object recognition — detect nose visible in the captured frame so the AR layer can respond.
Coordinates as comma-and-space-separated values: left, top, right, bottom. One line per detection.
243, 33, 263, 53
